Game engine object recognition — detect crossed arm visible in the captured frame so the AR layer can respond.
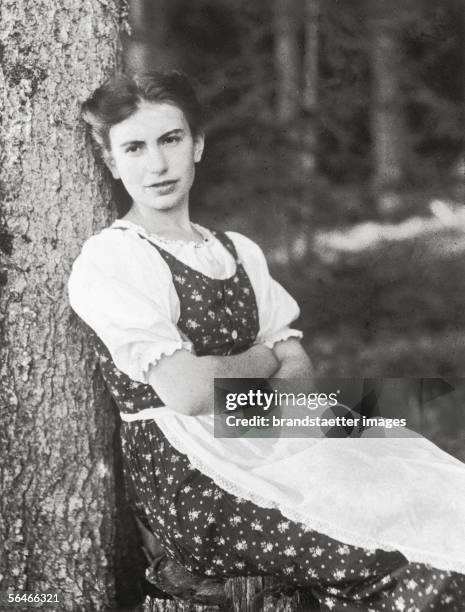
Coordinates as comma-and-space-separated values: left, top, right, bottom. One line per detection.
147, 337, 314, 416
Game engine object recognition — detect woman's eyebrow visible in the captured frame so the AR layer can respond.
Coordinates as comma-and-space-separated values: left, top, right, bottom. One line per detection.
158, 128, 184, 139
119, 139, 145, 148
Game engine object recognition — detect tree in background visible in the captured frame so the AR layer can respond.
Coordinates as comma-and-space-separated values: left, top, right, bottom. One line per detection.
401, 0, 464, 182
302, 0, 320, 174
367, 0, 407, 214
272, 0, 320, 174
273, 0, 299, 125
124, 0, 178, 74
0, 1, 130, 609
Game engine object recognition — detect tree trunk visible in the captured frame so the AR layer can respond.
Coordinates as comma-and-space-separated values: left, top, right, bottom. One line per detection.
368, 1, 406, 215
0, 1, 126, 609
273, 0, 300, 125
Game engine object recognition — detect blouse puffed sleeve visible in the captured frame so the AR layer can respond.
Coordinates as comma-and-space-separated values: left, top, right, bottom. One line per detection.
67, 228, 193, 383
227, 231, 303, 348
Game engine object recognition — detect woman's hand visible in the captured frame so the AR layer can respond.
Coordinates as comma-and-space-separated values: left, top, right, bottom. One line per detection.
271, 338, 314, 379
248, 343, 280, 377
268, 339, 317, 399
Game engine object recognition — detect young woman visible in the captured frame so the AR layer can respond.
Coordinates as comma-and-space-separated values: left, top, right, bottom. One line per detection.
68, 72, 465, 611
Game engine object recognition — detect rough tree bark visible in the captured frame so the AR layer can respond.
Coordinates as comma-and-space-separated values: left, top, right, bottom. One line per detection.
0, 1, 127, 610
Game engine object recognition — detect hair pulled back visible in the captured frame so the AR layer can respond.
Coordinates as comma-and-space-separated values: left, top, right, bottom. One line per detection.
81, 71, 204, 153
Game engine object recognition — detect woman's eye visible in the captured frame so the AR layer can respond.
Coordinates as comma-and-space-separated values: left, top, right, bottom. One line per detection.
124, 143, 143, 154
162, 135, 182, 146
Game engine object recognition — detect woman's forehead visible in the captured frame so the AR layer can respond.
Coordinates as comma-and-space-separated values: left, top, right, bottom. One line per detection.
109, 102, 189, 143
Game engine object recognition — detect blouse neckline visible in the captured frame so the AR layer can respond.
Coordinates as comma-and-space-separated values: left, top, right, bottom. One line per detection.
112, 219, 213, 248
112, 220, 240, 283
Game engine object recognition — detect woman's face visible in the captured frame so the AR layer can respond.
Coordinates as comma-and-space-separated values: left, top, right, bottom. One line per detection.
105, 101, 204, 214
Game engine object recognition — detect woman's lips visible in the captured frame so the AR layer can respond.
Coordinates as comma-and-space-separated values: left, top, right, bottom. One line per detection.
145, 180, 179, 195
145, 180, 178, 188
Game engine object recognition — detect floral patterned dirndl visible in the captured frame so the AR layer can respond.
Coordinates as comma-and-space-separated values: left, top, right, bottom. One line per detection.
90, 229, 464, 611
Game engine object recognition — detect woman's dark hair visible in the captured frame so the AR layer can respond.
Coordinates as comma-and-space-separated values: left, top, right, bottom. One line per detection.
81, 71, 205, 153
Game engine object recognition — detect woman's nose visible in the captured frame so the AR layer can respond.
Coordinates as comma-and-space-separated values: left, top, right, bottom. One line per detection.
147, 146, 168, 174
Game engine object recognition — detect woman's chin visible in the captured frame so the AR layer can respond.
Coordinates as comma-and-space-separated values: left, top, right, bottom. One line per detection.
139, 196, 186, 213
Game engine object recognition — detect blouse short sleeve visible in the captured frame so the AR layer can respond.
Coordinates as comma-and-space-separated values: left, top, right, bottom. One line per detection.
68, 228, 193, 383
226, 231, 303, 348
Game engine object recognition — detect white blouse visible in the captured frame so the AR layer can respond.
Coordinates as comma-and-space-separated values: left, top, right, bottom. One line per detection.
68, 220, 302, 383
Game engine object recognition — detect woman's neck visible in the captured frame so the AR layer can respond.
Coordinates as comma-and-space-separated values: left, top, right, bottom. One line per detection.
122, 203, 199, 242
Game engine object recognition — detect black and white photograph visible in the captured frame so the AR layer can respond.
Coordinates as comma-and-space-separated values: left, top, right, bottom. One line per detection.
1, 1, 465, 611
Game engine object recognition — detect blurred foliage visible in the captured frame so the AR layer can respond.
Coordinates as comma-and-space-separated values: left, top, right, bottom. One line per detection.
139, 0, 465, 184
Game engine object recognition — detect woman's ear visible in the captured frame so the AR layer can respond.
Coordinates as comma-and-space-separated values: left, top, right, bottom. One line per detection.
103, 150, 120, 179
193, 133, 205, 163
